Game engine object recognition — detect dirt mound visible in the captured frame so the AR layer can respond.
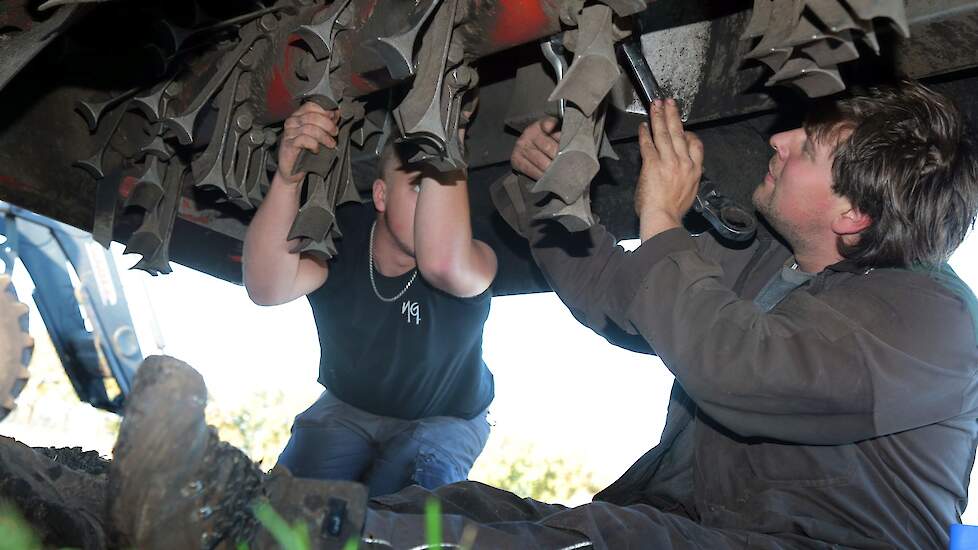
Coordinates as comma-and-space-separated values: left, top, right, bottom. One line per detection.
36, 446, 111, 476
0, 436, 109, 549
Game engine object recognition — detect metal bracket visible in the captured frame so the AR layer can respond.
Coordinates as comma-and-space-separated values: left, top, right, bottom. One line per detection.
843, 0, 909, 38
800, 31, 859, 67
124, 155, 166, 212
742, 0, 910, 97
766, 57, 845, 96
744, 0, 805, 72
292, 0, 357, 175
532, 101, 605, 206
549, 4, 621, 118
807, 0, 860, 34
129, 159, 187, 275
407, 63, 478, 172
288, 99, 362, 243
392, 0, 461, 160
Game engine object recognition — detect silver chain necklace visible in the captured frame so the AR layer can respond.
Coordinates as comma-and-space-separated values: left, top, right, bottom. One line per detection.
369, 221, 418, 303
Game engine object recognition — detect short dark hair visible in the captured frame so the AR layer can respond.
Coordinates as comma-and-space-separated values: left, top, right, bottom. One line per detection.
376, 138, 424, 183
805, 80, 978, 269
377, 138, 402, 181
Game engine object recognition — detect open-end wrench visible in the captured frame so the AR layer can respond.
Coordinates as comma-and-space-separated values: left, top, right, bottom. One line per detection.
244, 143, 270, 207
75, 87, 139, 132
138, 123, 174, 161
191, 71, 241, 193
296, 0, 353, 60
74, 102, 129, 180
163, 20, 263, 145
540, 35, 567, 117
692, 178, 758, 242
259, 129, 278, 197
221, 104, 256, 200
131, 74, 180, 122
229, 128, 266, 209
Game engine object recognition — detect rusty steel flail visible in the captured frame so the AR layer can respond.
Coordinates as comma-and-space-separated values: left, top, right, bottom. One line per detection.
261, 0, 655, 123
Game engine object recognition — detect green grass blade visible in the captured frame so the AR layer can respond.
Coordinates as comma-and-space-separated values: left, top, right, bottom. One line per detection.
252, 501, 310, 550
0, 503, 41, 550
425, 498, 442, 549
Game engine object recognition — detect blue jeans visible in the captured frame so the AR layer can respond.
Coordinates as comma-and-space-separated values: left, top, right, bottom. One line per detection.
277, 392, 491, 497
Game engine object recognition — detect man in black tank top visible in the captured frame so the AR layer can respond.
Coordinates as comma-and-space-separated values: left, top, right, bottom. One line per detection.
242, 102, 497, 497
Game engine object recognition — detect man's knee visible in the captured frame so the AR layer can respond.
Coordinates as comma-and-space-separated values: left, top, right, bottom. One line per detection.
409, 414, 491, 488
411, 448, 467, 489
277, 425, 374, 481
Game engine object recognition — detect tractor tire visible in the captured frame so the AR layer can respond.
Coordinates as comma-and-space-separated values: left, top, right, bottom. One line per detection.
0, 274, 34, 422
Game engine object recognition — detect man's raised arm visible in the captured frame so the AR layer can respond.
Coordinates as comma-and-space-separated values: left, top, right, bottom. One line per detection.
413, 119, 497, 298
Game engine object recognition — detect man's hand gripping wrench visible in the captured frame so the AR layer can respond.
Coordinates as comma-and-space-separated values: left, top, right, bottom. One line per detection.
617, 31, 756, 242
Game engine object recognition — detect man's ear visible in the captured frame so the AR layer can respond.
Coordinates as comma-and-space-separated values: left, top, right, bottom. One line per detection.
372, 178, 387, 213
832, 206, 872, 236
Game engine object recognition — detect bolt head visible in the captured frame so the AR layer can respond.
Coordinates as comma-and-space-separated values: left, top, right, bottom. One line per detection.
259, 14, 279, 32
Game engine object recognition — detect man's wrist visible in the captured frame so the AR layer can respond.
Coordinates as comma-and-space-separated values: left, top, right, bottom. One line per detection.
273, 170, 304, 188
639, 209, 683, 241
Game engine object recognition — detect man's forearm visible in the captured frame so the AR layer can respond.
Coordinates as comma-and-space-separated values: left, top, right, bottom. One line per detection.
414, 170, 495, 296
527, 220, 641, 334
242, 173, 303, 302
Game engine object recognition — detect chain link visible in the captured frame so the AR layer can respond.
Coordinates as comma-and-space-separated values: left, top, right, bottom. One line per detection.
369, 221, 418, 303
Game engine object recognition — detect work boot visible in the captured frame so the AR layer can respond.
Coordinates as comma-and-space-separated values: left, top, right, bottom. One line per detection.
254, 466, 368, 549
108, 355, 264, 548
108, 355, 367, 549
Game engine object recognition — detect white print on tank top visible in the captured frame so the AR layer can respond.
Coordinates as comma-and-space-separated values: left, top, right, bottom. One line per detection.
401, 300, 421, 325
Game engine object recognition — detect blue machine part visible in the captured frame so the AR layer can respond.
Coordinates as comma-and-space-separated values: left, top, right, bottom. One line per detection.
0, 202, 142, 414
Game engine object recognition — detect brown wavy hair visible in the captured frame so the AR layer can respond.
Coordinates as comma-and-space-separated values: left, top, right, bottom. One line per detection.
805, 81, 978, 269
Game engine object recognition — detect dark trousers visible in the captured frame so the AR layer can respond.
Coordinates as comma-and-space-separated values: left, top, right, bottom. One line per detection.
277, 392, 490, 497
363, 482, 828, 549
